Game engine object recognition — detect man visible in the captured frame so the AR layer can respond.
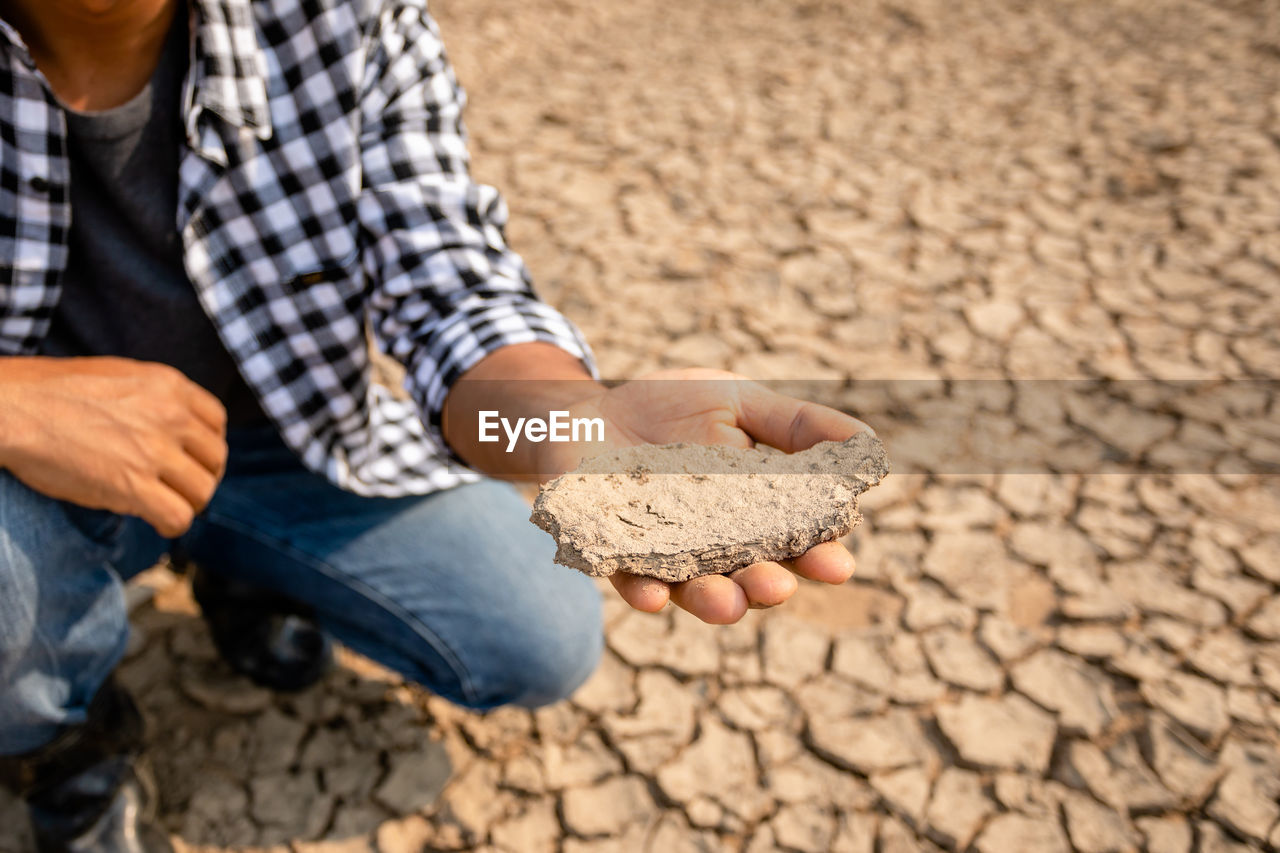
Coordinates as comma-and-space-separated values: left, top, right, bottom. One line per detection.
0, 0, 870, 850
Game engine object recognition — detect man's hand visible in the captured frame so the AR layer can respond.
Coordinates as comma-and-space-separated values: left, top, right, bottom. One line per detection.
532, 368, 876, 625
0, 357, 228, 537
443, 346, 876, 625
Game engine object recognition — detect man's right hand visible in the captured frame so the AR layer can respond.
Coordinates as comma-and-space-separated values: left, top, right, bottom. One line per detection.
0, 356, 228, 537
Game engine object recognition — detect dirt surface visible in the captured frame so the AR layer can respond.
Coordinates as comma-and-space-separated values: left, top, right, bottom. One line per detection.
4, 0, 1280, 850
531, 434, 888, 580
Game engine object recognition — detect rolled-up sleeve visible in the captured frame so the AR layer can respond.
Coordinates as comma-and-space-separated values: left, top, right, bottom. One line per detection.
357, 1, 597, 441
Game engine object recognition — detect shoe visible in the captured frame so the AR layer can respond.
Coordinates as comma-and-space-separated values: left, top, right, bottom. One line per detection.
0, 677, 174, 853
191, 563, 334, 692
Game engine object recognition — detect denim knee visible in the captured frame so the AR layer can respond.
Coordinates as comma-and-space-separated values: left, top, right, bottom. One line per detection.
0, 474, 47, 685
469, 572, 604, 710
0, 473, 133, 753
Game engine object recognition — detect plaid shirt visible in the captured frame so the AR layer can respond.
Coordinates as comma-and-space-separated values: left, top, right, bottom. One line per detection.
0, 0, 595, 496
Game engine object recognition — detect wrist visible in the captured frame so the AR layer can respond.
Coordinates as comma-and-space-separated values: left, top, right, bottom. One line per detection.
0, 382, 32, 470
526, 404, 608, 480
451, 387, 609, 480
440, 343, 605, 477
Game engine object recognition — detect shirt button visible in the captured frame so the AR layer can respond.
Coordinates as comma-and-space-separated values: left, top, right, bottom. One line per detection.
28, 176, 50, 193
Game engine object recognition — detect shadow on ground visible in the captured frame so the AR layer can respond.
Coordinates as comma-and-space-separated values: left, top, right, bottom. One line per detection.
0, 570, 456, 853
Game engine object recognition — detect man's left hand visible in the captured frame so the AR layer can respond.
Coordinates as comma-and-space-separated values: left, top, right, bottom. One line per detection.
534, 368, 876, 625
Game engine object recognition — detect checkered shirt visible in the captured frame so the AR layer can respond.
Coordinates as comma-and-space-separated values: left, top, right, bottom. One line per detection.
0, 0, 596, 496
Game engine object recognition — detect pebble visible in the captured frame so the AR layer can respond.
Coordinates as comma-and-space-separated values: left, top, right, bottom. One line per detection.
717, 684, 800, 731
1104, 736, 1179, 814
922, 531, 1030, 613
1196, 819, 1260, 853
964, 300, 1026, 341
808, 709, 934, 775
561, 775, 654, 837
1191, 567, 1269, 618
830, 634, 895, 692
601, 669, 697, 774
491, 799, 560, 852
1206, 739, 1280, 844
571, 651, 639, 715
793, 672, 888, 719
374, 740, 453, 815
1187, 631, 1256, 687
905, 585, 979, 632
832, 812, 877, 853
979, 615, 1044, 662
541, 730, 624, 790
1134, 816, 1192, 853
1010, 649, 1116, 736
375, 815, 434, 853
1146, 716, 1221, 802
769, 803, 838, 853
869, 765, 930, 826
921, 627, 1005, 692
878, 815, 924, 853
1246, 597, 1280, 640
1055, 624, 1126, 659
773, 755, 878, 814
606, 610, 721, 677
1061, 790, 1138, 853
654, 717, 757, 808
761, 615, 832, 689
1108, 562, 1227, 628
924, 767, 994, 849
974, 813, 1070, 853
936, 694, 1058, 773
1238, 537, 1280, 584
1140, 671, 1231, 743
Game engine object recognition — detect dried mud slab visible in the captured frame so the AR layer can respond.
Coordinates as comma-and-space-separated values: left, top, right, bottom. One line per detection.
530, 433, 890, 582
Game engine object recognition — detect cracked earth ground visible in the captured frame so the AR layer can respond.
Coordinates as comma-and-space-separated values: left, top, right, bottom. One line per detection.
4, 0, 1280, 850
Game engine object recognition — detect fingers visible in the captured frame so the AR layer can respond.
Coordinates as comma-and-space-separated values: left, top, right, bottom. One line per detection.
184, 383, 228, 434
670, 574, 749, 624
134, 479, 198, 538
729, 562, 799, 608
613, 569, 769, 624
615, 543, 856, 624
159, 448, 220, 515
788, 540, 858, 584
610, 572, 671, 612
736, 382, 874, 452
183, 420, 229, 479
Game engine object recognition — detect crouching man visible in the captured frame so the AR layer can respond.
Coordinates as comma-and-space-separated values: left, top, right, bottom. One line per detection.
0, 0, 868, 849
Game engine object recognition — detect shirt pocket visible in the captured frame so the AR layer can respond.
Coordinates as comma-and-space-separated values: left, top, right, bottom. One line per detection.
287, 246, 363, 293
282, 248, 368, 332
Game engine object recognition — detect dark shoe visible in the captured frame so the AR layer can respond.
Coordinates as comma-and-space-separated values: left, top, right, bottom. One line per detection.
191, 563, 334, 692
0, 677, 174, 853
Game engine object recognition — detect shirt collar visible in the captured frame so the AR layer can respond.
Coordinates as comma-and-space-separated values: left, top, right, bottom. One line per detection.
0, 0, 272, 142
0, 15, 39, 69
188, 0, 272, 142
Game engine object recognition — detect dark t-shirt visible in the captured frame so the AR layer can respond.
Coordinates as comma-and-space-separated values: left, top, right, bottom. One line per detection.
39, 3, 267, 427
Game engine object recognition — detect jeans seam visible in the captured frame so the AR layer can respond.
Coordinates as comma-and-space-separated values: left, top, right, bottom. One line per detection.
198, 510, 480, 705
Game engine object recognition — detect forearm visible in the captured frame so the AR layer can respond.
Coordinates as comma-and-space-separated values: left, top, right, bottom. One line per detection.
0, 356, 47, 468
440, 342, 603, 478
0, 356, 117, 464
0, 386, 18, 470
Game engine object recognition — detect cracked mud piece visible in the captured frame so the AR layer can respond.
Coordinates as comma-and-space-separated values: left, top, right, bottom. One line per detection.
530, 432, 890, 582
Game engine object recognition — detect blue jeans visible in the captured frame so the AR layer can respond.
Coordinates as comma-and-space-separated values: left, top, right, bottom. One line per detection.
0, 425, 603, 755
